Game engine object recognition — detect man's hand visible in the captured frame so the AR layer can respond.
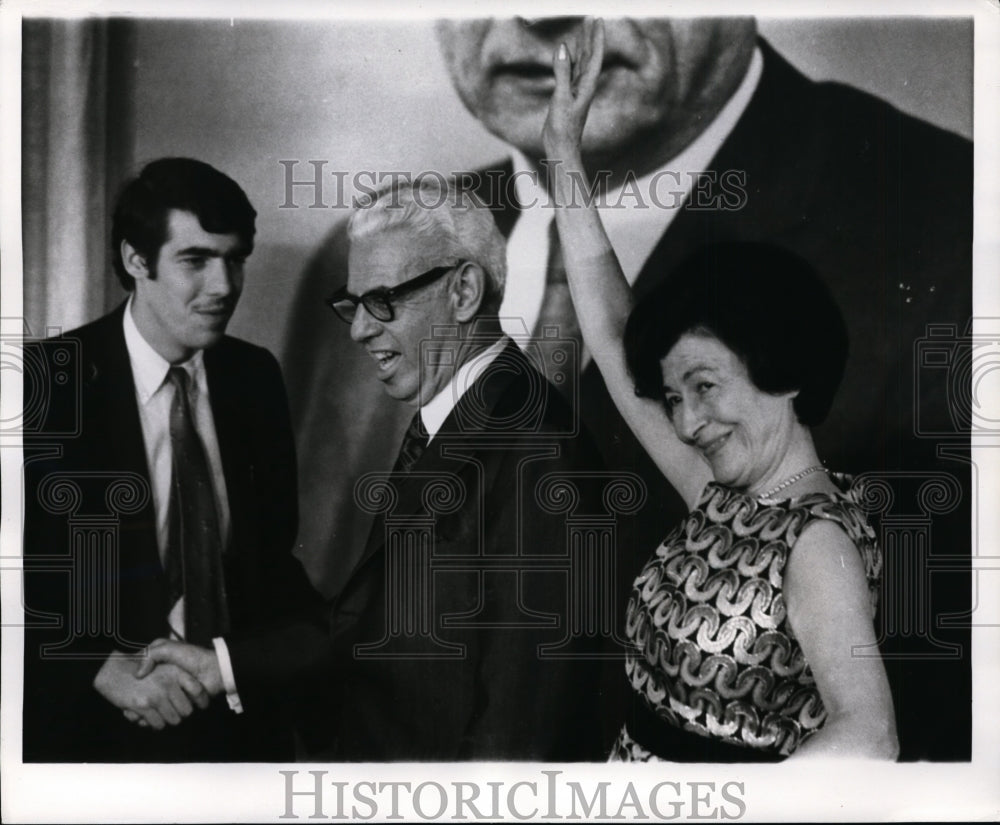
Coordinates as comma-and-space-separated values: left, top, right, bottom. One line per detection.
93, 651, 210, 730
135, 639, 224, 697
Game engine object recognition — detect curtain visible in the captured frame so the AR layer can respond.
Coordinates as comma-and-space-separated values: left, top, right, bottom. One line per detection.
21, 17, 135, 337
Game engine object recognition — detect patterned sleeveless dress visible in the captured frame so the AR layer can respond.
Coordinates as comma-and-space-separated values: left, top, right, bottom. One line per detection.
612, 475, 880, 761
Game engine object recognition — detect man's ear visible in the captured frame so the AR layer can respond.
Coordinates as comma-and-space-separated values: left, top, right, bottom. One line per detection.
120, 240, 152, 283
451, 262, 486, 323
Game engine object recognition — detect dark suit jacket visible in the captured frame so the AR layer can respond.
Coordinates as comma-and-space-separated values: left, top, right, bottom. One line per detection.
281, 40, 972, 760
22, 303, 320, 762
228, 340, 608, 760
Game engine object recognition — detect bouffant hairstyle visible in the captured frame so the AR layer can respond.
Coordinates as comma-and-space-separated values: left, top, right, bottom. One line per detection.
624, 242, 848, 426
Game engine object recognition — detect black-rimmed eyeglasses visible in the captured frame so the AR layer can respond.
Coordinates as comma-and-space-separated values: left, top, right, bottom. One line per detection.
326, 262, 464, 324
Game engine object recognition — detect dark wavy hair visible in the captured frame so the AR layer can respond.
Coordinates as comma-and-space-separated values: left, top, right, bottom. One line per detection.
623, 242, 848, 426
111, 157, 256, 290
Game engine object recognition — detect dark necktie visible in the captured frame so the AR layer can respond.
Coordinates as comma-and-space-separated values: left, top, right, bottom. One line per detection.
165, 366, 229, 646
391, 412, 428, 474
533, 219, 586, 395
532, 218, 583, 348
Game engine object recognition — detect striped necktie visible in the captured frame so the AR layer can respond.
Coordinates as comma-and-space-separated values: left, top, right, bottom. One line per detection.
532, 218, 583, 347
532, 219, 586, 395
391, 412, 428, 474
165, 366, 229, 645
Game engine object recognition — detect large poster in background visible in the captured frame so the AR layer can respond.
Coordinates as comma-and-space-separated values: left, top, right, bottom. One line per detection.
2, 1, 998, 822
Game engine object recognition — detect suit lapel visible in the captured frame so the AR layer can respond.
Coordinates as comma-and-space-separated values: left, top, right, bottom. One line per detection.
473, 157, 521, 238
204, 343, 249, 556
355, 428, 478, 569
86, 306, 154, 483
630, 39, 819, 299
355, 339, 523, 569
81, 306, 168, 620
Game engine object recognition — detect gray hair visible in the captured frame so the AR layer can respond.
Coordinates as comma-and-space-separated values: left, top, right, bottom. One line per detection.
347, 175, 507, 315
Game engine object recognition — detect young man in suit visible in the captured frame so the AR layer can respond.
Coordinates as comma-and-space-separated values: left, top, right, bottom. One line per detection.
139, 179, 610, 760
22, 157, 320, 762
282, 18, 973, 761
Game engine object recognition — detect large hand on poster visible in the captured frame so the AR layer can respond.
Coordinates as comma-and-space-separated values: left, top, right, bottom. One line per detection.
93, 651, 210, 730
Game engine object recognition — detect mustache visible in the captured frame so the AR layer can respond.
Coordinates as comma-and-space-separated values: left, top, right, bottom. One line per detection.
192, 301, 235, 314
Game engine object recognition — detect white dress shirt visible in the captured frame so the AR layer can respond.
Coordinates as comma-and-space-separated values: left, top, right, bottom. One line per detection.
500, 46, 763, 338
123, 299, 242, 710
419, 336, 510, 441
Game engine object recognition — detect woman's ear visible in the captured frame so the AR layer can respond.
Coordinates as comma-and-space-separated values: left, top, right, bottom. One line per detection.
451, 262, 486, 323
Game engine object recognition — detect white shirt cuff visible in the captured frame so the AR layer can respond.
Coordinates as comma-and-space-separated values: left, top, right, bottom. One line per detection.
212, 637, 244, 714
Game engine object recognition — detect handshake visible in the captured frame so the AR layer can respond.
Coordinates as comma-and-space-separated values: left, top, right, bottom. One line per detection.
92, 641, 225, 730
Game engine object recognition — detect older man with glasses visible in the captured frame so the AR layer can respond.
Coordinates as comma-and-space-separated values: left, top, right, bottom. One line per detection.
138, 178, 610, 760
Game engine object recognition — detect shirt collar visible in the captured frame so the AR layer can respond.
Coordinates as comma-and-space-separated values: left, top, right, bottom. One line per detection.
419, 336, 509, 441
122, 296, 205, 404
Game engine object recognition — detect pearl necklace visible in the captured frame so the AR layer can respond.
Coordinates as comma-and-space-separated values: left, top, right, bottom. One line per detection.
755, 465, 828, 501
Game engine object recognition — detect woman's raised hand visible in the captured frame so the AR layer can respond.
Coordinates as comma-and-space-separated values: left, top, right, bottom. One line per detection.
541, 18, 605, 161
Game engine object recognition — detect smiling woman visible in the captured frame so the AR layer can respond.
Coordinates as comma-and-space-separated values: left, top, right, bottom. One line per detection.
624, 243, 849, 497
542, 21, 898, 761
609, 246, 897, 761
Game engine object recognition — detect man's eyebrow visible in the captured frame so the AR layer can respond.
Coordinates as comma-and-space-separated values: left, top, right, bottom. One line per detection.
174, 245, 222, 257
173, 245, 248, 258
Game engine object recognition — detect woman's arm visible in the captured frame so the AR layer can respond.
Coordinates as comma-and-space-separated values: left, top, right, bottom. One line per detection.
783, 520, 899, 759
541, 20, 709, 508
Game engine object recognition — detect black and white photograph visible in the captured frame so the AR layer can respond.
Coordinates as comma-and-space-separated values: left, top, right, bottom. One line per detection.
2, 0, 998, 821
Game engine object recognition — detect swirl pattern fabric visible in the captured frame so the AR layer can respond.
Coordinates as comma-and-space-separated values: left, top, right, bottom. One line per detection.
613, 476, 880, 761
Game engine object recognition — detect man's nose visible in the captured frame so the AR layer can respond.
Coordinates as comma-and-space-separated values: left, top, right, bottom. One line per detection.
350, 304, 380, 342
204, 258, 238, 296
516, 17, 584, 38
